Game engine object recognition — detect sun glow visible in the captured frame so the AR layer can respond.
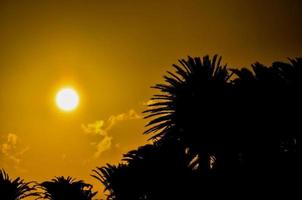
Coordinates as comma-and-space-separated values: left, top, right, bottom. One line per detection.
56, 87, 79, 111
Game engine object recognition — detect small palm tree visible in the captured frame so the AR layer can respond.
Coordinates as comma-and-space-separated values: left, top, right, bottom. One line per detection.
38, 176, 97, 200
92, 140, 195, 200
0, 169, 39, 200
92, 163, 133, 200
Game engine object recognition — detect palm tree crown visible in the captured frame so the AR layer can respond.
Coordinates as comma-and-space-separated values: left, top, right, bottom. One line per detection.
0, 169, 39, 200
38, 176, 97, 200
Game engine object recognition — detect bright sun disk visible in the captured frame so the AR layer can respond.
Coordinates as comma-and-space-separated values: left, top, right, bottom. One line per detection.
56, 88, 79, 111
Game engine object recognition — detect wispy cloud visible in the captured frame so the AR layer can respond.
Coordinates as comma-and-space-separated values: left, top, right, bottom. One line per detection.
82, 109, 141, 157
0, 133, 29, 172
142, 100, 156, 106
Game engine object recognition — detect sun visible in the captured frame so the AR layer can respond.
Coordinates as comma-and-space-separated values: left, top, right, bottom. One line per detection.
56, 87, 79, 111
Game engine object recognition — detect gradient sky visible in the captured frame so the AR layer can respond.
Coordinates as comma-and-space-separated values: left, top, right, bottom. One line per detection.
1, 0, 302, 197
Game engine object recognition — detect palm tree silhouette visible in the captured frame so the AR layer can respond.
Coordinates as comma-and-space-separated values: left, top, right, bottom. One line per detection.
231, 58, 301, 175
93, 139, 196, 200
0, 169, 39, 200
94, 55, 301, 199
144, 55, 234, 174
92, 163, 133, 200
38, 176, 97, 200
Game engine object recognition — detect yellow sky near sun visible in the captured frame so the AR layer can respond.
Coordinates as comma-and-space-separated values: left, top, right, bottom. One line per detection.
1, 0, 302, 198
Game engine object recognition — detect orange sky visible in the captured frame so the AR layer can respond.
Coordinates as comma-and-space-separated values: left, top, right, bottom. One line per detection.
1, 0, 302, 197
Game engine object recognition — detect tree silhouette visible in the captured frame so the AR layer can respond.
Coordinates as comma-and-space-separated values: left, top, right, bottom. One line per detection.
0, 169, 39, 200
38, 176, 97, 200
231, 58, 301, 177
93, 138, 196, 200
94, 55, 301, 199
144, 55, 235, 175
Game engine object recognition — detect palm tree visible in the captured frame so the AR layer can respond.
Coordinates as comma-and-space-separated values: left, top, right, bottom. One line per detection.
0, 169, 39, 200
38, 176, 97, 200
93, 55, 301, 199
92, 163, 135, 200
143, 55, 301, 196
144, 55, 234, 174
231, 58, 301, 176
92, 139, 195, 200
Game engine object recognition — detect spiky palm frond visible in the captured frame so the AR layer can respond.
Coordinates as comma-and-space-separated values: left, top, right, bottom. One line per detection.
0, 169, 39, 200
273, 57, 302, 88
38, 176, 97, 200
144, 55, 302, 174
231, 57, 302, 120
92, 164, 132, 200
232, 57, 302, 88
93, 141, 195, 200
144, 55, 232, 151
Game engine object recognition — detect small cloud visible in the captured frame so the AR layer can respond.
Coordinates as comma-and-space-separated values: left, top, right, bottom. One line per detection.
106, 109, 140, 131
0, 133, 29, 172
94, 136, 112, 157
81, 120, 106, 136
81, 109, 141, 158
142, 100, 156, 106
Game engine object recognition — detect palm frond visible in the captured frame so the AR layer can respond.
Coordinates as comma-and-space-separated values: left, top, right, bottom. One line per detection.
144, 55, 232, 145
0, 169, 39, 200
39, 176, 97, 200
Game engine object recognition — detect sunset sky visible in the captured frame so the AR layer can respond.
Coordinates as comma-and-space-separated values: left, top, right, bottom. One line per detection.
1, 0, 302, 197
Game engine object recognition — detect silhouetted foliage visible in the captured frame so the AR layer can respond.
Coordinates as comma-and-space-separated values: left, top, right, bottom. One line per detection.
93, 138, 196, 200
144, 55, 234, 174
94, 55, 301, 199
38, 176, 97, 200
0, 169, 39, 200
231, 58, 301, 177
